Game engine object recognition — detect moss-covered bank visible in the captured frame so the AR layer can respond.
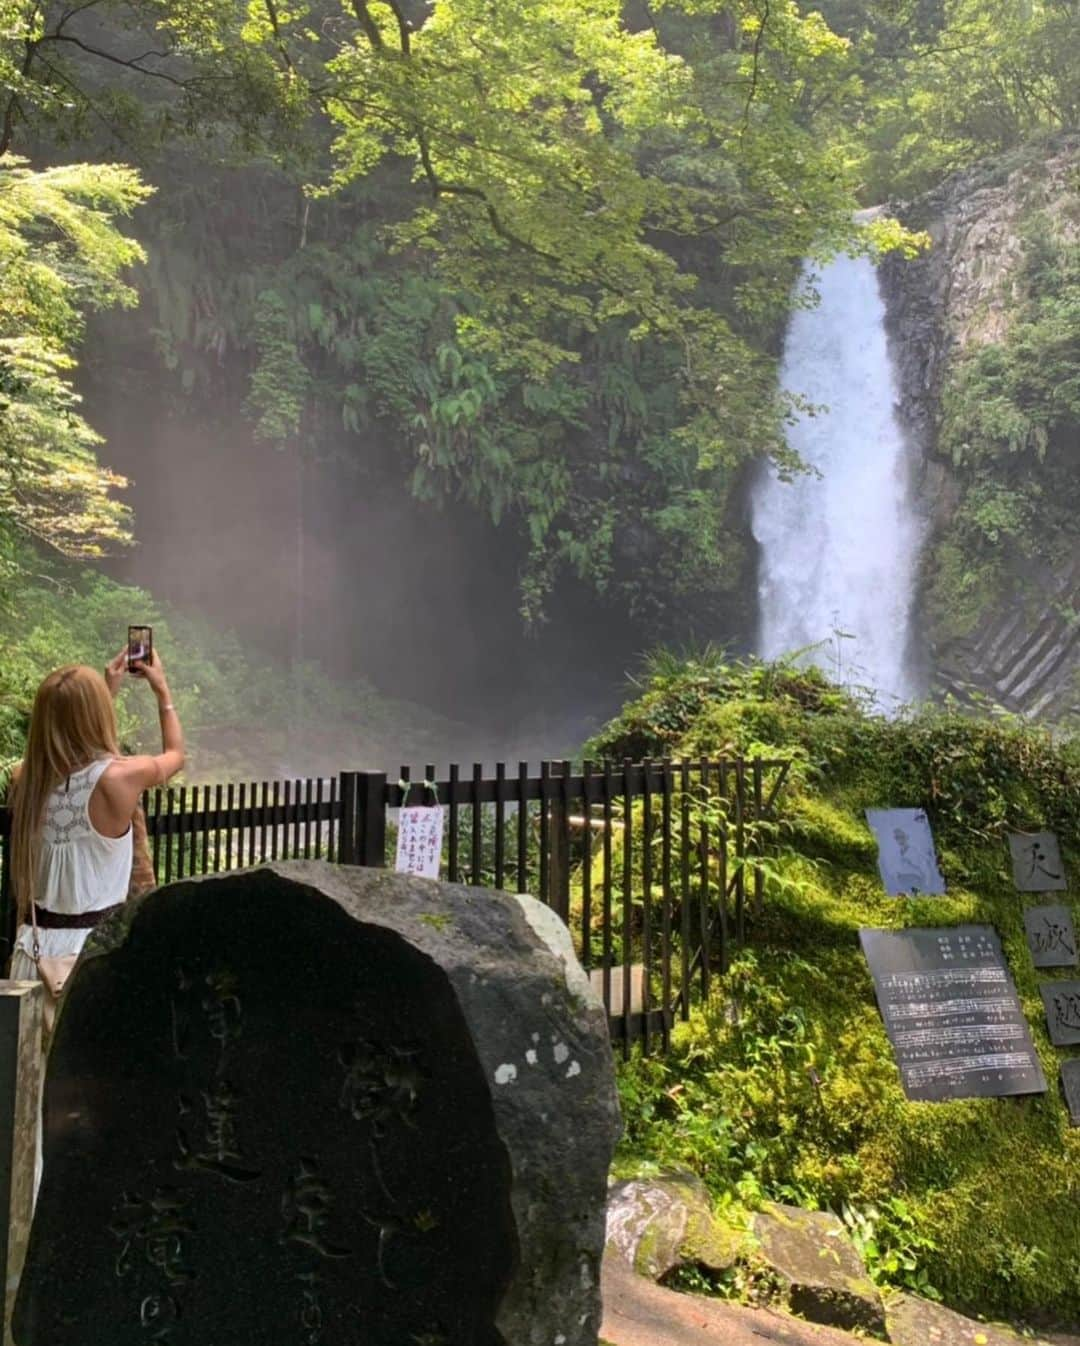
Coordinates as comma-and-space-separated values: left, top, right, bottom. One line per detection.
590, 654, 1080, 1323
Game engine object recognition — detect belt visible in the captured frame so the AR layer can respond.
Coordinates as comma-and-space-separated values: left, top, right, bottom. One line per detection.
32, 903, 123, 930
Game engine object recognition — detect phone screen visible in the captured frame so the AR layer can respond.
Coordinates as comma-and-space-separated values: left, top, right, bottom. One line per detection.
127, 625, 153, 672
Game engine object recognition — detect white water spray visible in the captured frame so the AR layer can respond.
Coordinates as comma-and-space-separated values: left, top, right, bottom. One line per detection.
751, 254, 922, 708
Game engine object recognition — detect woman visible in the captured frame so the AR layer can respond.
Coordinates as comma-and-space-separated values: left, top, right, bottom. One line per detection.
7, 650, 184, 1192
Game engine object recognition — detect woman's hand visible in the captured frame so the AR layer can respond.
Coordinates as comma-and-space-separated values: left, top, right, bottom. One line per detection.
132, 649, 170, 701
104, 649, 127, 699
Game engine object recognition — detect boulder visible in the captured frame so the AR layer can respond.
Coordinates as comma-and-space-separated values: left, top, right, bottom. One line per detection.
606, 1173, 744, 1282
887, 1292, 1066, 1346
15, 861, 621, 1346
751, 1201, 886, 1337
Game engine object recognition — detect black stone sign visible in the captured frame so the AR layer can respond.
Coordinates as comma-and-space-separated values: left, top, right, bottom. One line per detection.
1008, 831, 1067, 892
860, 926, 1046, 1102
15, 863, 620, 1346
1023, 905, 1078, 968
1060, 1060, 1080, 1126
1040, 980, 1080, 1047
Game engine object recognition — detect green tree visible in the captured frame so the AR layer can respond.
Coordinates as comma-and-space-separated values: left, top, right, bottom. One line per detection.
1, 0, 922, 624
819, 0, 1080, 199
0, 154, 150, 560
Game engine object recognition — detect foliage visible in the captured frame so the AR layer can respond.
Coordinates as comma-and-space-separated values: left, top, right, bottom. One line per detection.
0, 545, 463, 780
926, 218, 1080, 642
1, 0, 927, 627
841, 1197, 942, 1299
819, 0, 1080, 200
604, 653, 1080, 1318
0, 154, 149, 561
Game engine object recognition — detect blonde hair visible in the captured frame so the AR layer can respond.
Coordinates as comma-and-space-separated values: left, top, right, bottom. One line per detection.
9, 666, 119, 922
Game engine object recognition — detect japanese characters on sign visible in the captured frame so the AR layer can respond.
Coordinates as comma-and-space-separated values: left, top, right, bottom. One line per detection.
860, 925, 1046, 1102
15, 868, 522, 1346
395, 807, 444, 880
1039, 981, 1080, 1047
1023, 905, 1078, 969
1008, 831, 1068, 893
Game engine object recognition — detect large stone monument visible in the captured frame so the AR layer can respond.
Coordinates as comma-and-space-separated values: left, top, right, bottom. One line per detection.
14, 863, 620, 1346
0, 982, 42, 1346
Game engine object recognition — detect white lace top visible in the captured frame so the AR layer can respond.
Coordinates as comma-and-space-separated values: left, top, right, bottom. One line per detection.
12, 758, 133, 962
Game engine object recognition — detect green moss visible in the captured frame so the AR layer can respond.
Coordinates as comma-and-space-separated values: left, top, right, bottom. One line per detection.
604, 656, 1080, 1321
419, 913, 452, 931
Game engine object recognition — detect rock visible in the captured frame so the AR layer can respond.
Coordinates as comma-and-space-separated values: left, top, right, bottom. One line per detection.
878, 133, 1080, 722
751, 1202, 886, 1337
601, 1251, 863, 1346
14, 861, 620, 1346
606, 1173, 744, 1282
514, 892, 602, 1010
887, 1291, 1064, 1346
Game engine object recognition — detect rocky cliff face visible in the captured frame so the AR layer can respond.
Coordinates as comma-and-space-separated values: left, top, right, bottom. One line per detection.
880, 134, 1080, 722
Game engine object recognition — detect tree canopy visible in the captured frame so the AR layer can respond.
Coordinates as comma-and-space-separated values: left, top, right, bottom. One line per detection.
0, 154, 148, 562
7, 0, 1074, 631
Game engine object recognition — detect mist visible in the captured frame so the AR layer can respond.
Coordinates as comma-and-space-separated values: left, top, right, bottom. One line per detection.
84, 349, 647, 776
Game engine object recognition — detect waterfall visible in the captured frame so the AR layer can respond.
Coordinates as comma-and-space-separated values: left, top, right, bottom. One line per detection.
750, 254, 922, 708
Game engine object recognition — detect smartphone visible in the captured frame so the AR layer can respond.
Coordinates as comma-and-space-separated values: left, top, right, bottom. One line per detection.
127, 625, 153, 673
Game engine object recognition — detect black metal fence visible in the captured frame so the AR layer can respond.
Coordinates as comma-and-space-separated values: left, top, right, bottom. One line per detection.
0, 757, 790, 1055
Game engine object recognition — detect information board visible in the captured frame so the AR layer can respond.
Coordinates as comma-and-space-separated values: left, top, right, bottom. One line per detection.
860, 926, 1046, 1102
395, 806, 445, 879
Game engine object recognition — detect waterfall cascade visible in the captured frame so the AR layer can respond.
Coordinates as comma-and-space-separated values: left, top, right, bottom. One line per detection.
750, 254, 922, 708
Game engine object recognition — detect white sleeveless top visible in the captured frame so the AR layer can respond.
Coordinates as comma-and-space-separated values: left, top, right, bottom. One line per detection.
12, 758, 133, 963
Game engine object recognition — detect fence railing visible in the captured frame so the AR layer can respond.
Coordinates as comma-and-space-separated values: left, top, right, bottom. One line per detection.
0, 757, 790, 1055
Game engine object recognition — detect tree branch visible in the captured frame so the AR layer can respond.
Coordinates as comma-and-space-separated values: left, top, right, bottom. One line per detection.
41, 33, 188, 86
33, 54, 151, 163
54, 0, 107, 36
381, 0, 411, 55
349, 0, 386, 50
742, 0, 769, 130
262, 0, 295, 73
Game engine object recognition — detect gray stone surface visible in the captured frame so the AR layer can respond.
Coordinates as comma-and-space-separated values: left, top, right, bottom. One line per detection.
513, 893, 601, 1010
878, 135, 1080, 723
751, 1202, 885, 1337
606, 1174, 744, 1282
600, 1252, 859, 1346
15, 862, 620, 1346
0, 982, 41, 1346
886, 1291, 1064, 1346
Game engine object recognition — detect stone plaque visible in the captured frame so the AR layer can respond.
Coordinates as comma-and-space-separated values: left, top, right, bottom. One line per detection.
1040, 980, 1080, 1046
15, 863, 619, 1346
866, 809, 946, 896
1008, 831, 1067, 892
1060, 1060, 1080, 1126
1023, 905, 1078, 968
860, 926, 1046, 1101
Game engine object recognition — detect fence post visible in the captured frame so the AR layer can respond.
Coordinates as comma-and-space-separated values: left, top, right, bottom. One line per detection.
337, 772, 357, 864
355, 771, 387, 868
548, 761, 571, 923
0, 815, 13, 969
0, 980, 42, 1346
